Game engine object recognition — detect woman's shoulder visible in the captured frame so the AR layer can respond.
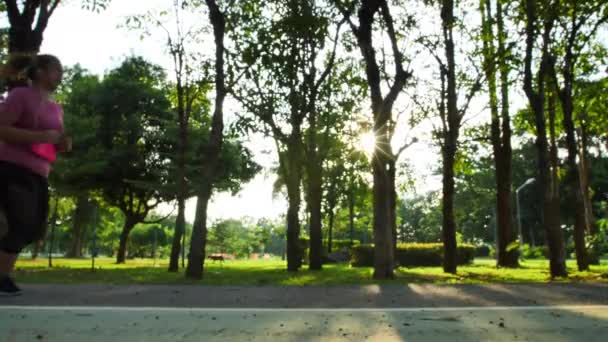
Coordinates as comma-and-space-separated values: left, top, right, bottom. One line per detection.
6, 86, 34, 100
8, 86, 33, 94
0, 87, 32, 113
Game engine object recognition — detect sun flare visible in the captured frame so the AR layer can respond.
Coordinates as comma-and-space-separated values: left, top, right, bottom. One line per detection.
359, 132, 376, 157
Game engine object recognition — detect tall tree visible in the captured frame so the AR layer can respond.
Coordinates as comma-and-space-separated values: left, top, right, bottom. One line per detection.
299, 3, 345, 271
417, 0, 481, 273
479, 0, 518, 267
333, 0, 412, 279
438, 0, 459, 274
575, 77, 608, 236
125, 0, 208, 272
232, 0, 329, 271
94, 57, 173, 263
521, 0, 567, 277
186, 0, 227, 279
546, 0, 608, 272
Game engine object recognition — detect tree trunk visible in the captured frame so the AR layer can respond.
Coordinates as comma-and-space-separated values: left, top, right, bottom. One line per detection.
388, 158, 398, 258
168, 48, 189, 273
328, 208, 335, 254
348, 0, 408, 279
5, 0, 54, 54
481, 0, 518, 268
372, 132, 394, 279
305, 99, 323, 270
8, 26, 43, 53
440, 0, 459, 275
496, 0, 516, 266
307, 169, 323, 270
182, 229, 187, 268
578, 125, 595, 235
554, 70, 589, 271
560, 96, 589, 271
185, 0, 226, 279
495, 163, 517, 267
442, 141, 458, 274
529, 228, 536, 247
285, 167, 302, 272
186, 188, 211, 279
67, 194, 91, 258
325, 180, 338, 255
546, 91, 568, 277
522, 0, 567, 278
116, 217, 137, 264
169, 199, 186, 272
348, 189, 355, 246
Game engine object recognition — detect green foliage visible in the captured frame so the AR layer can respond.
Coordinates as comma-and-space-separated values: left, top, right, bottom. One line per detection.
51, 66, 105, 194
587, 220, 608, 263
520, 244, 549, 260
506, 240, 520, 253
207, 219, 274, 258
575, 77, 608, 138
127, 225, 171, 259
351, 243, 476, 268
94, 57, 174, 226
50, 58, 259, 263
13, 258, 608, 286
192, 134, 261, 195
398, 193, 443, 243
329, 239, 359, 252
350, 244, 375, 268
425, 133, 545, 245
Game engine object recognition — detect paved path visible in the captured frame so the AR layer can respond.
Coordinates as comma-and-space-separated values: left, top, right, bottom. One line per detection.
2, 283, 608, 341
2, 283, 607, 308
2, 305, 608, 341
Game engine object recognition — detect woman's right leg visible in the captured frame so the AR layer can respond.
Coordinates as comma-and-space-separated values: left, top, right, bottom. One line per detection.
0, 250, 18, 276
0, 162, 49, 295
0, 170, 17, 278
0, 202, 23, 295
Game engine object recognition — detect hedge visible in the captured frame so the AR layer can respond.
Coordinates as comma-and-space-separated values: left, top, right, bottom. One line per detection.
475, 245, 491, 258
351, 243, 476, 267
300, 238, 360, 250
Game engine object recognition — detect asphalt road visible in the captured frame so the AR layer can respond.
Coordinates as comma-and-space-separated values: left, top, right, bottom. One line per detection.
2, 283, 607, 341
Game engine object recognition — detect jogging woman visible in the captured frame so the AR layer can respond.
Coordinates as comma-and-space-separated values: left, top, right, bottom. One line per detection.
0, 54, 71, 296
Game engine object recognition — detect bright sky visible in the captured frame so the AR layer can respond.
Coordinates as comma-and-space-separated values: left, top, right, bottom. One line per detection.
32, 0, 293, 223
32, 0, 512, 223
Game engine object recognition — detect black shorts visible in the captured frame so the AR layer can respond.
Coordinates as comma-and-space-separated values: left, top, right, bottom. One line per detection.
0, 161, 49, 254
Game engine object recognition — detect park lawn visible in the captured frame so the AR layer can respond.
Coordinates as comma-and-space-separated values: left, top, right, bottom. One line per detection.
13, 257, 608, 286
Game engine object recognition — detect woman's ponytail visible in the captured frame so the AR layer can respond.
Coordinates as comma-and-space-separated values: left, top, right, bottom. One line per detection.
0, 53, 37, 91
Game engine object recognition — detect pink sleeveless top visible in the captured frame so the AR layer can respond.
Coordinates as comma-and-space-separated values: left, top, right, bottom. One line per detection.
0, 87, 64, 177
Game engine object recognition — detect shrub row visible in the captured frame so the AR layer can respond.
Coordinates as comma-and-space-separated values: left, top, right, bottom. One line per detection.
299, 238, 360, 251
351, 243, 476, 267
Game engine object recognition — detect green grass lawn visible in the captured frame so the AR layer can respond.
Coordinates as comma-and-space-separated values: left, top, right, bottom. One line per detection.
13, 257, 608, 286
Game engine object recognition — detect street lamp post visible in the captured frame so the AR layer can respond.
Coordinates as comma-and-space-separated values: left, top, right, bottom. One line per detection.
516, 178, 536, 251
